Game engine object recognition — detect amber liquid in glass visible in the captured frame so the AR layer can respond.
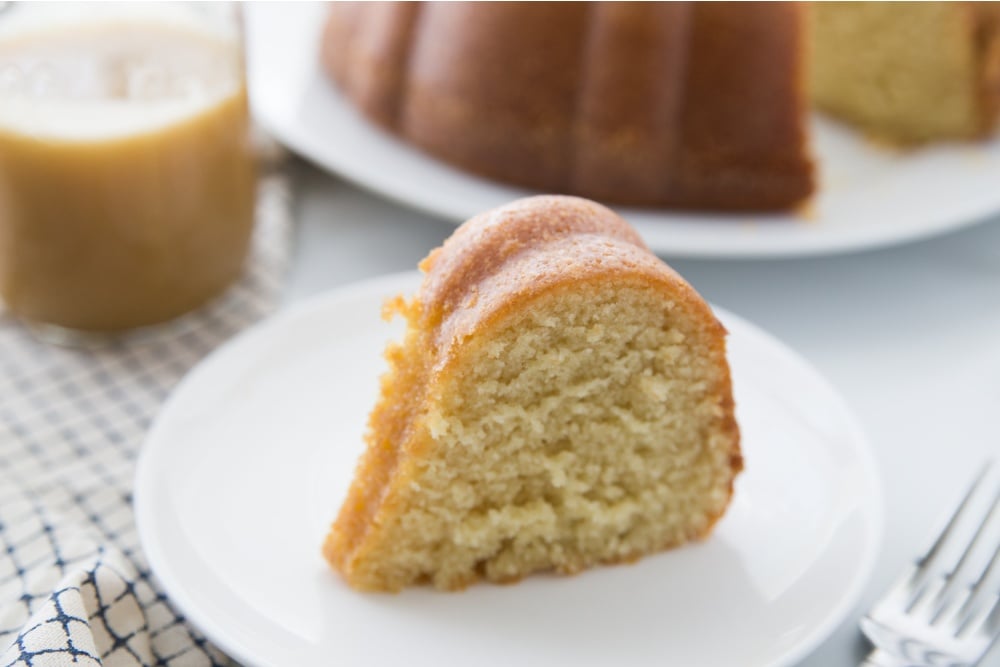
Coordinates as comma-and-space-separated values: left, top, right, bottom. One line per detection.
0, 23, 256, 332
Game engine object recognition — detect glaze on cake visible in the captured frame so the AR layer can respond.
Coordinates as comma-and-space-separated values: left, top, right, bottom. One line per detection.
320, 2, 814, 211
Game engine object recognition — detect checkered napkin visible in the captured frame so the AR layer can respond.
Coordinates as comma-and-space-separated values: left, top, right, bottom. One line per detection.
0, 170, 292, 667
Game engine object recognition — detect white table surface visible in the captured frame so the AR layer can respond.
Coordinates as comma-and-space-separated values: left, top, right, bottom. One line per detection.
280, 160, 1000, 667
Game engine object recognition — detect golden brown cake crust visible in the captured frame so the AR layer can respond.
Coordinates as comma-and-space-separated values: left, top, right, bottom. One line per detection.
320, 2, 814, 211
418, 196, 728, 373
972, 2, 1000, 137
324, 196, 742, 591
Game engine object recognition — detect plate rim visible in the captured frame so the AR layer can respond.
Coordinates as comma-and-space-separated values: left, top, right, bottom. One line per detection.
135, 270, 884, 667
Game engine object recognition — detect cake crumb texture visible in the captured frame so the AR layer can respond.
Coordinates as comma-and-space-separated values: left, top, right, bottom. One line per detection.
323, 195, 741, 592
810, 2, 1000, 143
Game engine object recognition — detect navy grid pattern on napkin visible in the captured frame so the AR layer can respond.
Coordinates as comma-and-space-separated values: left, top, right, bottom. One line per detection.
0, 170, 291, 667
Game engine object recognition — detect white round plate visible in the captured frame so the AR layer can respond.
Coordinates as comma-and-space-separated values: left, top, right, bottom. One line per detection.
246, 2, 1000, 258
136, 271, 883, 667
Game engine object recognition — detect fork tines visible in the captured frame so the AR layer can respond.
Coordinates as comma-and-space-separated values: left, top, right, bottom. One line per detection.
863, 460, 1000, 667
908, 461, 1000, 625
905, 460, 1000, 641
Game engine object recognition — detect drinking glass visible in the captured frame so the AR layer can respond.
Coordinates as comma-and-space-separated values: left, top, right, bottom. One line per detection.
0, 2, 256, 342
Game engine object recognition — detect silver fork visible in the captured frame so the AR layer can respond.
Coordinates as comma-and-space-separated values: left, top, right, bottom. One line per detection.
861, 461, 1000, 666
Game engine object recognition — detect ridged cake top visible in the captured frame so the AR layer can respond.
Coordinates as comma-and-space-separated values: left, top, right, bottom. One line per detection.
417, 195, 722, 364
321, 2, 813, 209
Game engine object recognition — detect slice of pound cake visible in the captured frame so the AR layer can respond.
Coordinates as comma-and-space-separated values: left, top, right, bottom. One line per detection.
323, 195, 742, 592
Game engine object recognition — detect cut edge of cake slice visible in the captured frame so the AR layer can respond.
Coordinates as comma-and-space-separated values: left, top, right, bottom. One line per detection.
323, 195, 742, 592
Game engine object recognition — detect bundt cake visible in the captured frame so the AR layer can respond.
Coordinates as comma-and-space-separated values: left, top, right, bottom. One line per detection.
810, 2, 1000, 144
323, 195, 742, 592
320, 2, 814, 212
